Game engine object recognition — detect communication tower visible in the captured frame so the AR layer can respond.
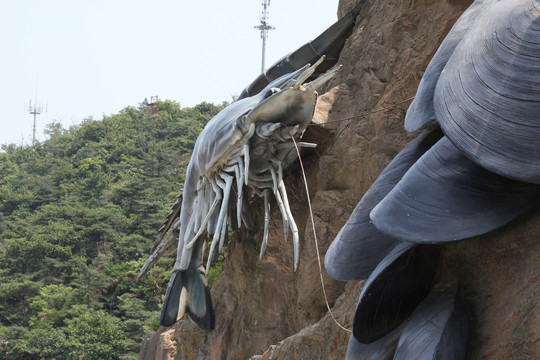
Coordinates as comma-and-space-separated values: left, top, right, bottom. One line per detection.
27, 97, 45, 146
254, 0, 275, 72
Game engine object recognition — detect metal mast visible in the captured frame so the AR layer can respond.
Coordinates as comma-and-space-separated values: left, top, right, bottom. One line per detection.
27, 94, 44, 146
254, 0, 275, 73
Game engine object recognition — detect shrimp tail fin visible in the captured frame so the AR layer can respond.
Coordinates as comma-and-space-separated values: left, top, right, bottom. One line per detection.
159, 266, 215, 330
186, 277, 215, 330
160, 270, 185, 327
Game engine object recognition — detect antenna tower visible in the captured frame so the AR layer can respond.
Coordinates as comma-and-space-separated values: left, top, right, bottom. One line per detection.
27, 94, 45, 146
254, 0, 275, 73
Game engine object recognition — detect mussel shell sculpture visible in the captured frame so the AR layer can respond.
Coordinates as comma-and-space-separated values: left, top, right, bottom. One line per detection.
373, 0, 540, 242
325, 0, 540, 357
404, 0, 497, 131
324, 129, 443, 280
370, 136, 540, 243
407, 0, 540, 183
352, 242, 441, 344
436, 0, 540, 184
345, 325, 403, 360
393, 285, 469, 360
346, 285, 468, 360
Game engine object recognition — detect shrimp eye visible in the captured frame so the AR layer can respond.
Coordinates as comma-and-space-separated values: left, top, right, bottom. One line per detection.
262, 88, 280, 100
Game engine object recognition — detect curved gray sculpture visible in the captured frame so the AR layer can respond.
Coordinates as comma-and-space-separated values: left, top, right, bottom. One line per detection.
139, 1, 368, 330
324, 128, 442, 280
326, 0, 540, 357
436, 0, 540, 183
159, 61, 338, 328
352, 242, 440, 344
393, 286, 469, 360
404, 0, 498, 131
370, 136, 540, 243
406, 0, 540, 183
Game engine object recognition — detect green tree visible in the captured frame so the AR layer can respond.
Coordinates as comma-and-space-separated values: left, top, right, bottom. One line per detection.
67, 310, 127, 360
23, 327, 71, 359
0, 99, 225, 359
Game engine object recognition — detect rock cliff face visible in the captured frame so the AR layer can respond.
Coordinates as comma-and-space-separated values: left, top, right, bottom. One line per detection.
140, 0, 540, 358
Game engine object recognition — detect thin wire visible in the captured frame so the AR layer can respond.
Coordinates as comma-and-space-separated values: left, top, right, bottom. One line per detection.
289, 131, 352, 333
281, 96, 416, 333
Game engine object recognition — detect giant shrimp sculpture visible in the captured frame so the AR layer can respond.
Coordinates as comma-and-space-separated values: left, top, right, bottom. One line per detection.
325, 0, 540, 358
160, 61, 340, 329
139, 1, 367, 330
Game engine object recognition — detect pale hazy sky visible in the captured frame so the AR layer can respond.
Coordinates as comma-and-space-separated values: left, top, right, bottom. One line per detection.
0, 0, 339, 146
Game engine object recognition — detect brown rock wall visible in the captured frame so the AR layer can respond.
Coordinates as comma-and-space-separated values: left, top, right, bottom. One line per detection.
140, 0, 539, 358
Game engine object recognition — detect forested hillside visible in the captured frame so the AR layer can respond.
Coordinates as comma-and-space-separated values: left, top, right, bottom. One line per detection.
0, 100, 226, 359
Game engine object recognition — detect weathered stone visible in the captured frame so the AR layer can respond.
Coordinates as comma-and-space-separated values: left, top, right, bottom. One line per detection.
139, 330, 159, 360
139, 328, 177, 360
142, 0, 540, 358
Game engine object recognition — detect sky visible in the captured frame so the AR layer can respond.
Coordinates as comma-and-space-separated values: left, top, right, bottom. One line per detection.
0, 0, 339, 146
